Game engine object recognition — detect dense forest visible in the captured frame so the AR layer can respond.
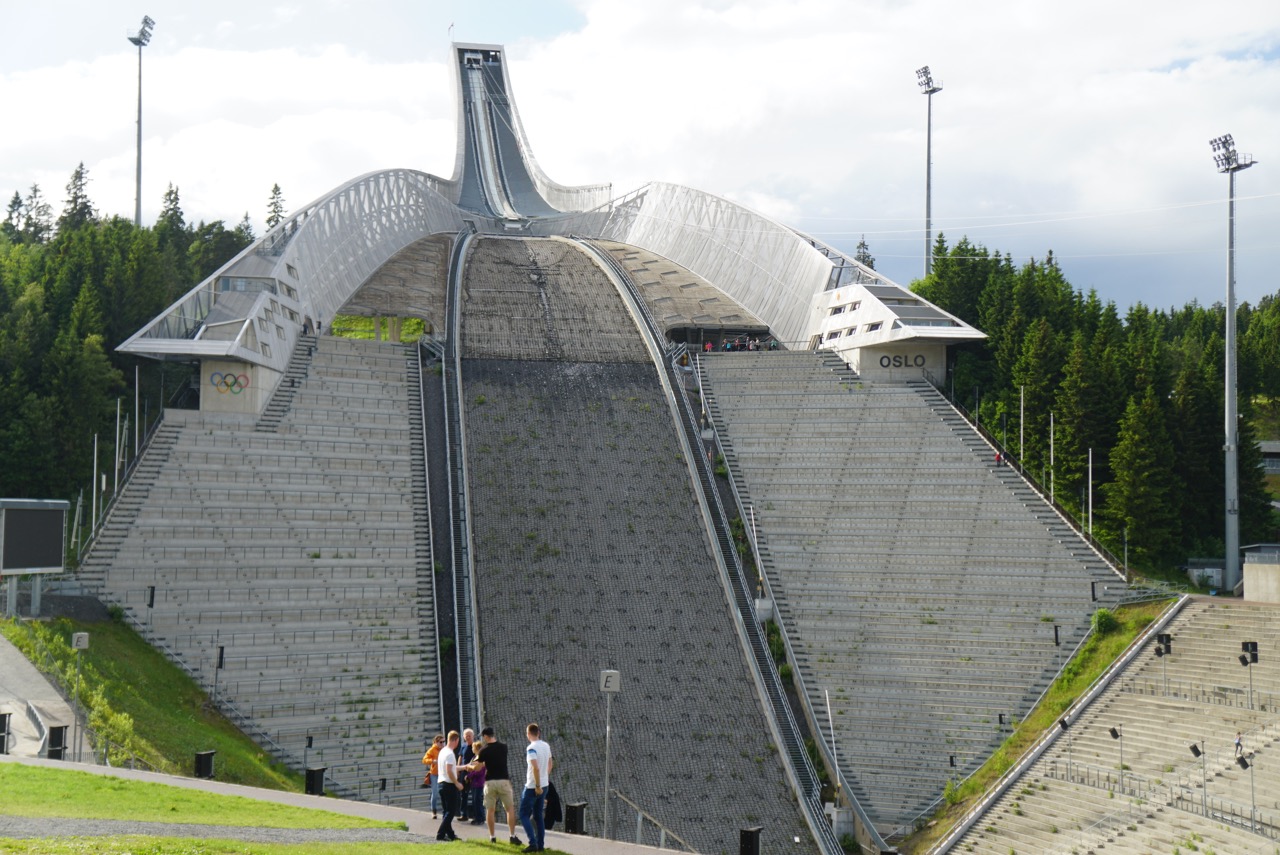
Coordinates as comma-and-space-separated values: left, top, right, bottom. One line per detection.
1, 163, 1275, 578
913, 235, 1279, 575
0, 164, 255, 511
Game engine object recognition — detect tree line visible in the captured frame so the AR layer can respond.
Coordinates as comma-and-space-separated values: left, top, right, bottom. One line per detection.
914, 235, 1279, 574
0, 164, 286, 506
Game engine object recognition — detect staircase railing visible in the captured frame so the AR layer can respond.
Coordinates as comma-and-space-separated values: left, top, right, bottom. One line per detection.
916, 370, 1129, 583
442, 228, 483, 732
577, 236, 850, 855
697, 353, 889, 854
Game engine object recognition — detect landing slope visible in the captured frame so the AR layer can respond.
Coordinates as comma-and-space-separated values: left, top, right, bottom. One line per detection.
462, 237, 814, 852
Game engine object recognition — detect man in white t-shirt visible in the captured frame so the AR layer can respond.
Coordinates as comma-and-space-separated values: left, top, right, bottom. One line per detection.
518, 722, 553, 852
435, 730, 464, 841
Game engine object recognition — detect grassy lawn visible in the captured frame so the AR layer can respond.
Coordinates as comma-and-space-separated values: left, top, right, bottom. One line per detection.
330, 314, 427, 340
0, 764, 396, 829
0, 616, 300, 791
900, 599, 1176, 852
0, 839, 562, 854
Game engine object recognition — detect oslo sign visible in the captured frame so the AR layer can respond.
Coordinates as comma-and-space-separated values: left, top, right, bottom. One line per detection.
879, 354, 928, 369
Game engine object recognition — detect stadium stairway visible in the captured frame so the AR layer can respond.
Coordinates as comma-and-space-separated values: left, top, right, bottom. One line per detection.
78, 335, 441, 807
76, 420, 182, 594
699, 351, 1128, 833
949, 598, 1280, 854
255, 333, 317, 433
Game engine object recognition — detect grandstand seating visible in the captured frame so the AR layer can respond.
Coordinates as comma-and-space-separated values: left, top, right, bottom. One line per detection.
953, 598, 1280, 853
698, 351, 1128, 831
458, 237, 816, 854
83, 335, 438, 806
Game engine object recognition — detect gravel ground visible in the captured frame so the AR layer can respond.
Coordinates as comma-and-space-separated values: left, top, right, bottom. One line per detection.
0, 814, 439, 844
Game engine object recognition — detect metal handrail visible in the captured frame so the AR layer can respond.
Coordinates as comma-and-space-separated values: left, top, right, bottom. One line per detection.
930, 595, 1189, 853
415, 339, 447, 731
578, 236, 847, 855
76, 404, 169, 564
109, 605, 354, 798
919, 369, 1129, 583
442, 228, 482, 732
698, 355, 888, 854
609, 790, 696, 851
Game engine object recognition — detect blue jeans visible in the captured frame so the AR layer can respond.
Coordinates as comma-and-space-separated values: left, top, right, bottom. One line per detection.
519, 786, 546, 850
438, 783, 460, 839
429, 774, 440, 813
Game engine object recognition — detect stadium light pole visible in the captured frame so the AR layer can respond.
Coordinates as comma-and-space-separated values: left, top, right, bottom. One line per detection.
917, 66, 942, 277
1239, 640, 1258, 709
127, 15, 155, 227
1210, 133, 1254, 592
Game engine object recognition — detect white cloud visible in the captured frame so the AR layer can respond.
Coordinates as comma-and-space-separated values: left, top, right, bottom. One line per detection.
2, 0, 1278, 307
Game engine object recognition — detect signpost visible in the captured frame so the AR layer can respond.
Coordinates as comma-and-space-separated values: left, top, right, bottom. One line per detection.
72, 632, 89, 761
600, 669, 620, 838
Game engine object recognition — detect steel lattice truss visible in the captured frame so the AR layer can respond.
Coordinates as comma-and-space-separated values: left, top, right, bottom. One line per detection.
119, 169, 465, 372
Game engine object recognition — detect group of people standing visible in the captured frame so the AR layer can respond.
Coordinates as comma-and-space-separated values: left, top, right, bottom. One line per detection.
703, 337, 777, 352
424, 722, 554, 852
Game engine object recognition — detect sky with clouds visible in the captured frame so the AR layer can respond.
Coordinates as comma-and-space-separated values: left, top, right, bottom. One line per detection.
2, 0, 1278, 312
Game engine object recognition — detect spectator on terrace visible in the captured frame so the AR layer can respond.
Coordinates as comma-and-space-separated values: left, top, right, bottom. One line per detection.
423, 733, 445, 818
1236, 731, 1244, 757
468, 736, 487, 824
459, 727, 478, 822
470, 726, 521, 846
436, 731, 463, 841
520, 722, 553, 853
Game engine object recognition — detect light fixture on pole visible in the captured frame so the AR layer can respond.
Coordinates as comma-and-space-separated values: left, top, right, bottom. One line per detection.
1210, 133, 1255, 592
1109, 726, 1124, 793
1189, 741, 1207, 815
1238, 640, 1258, 709
916, 65, 942, 277
127, 15, 156, 227
1154, 633, 1171, 695
1058, 717, 1072, 780
1236, 753, 1256, 832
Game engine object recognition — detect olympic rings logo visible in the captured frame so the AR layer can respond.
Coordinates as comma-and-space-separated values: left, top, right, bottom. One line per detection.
210, 372, 251, 395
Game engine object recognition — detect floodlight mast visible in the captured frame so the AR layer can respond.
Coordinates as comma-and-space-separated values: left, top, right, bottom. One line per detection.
1210, 133, 1255, 592
128, 15, 155, 228
917, 65, 942, 277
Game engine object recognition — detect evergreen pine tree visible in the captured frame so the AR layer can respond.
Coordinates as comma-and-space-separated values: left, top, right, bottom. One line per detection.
854, 235, 875, 270
21, 184, 53, 244
2, 191, 23, 242
57, 162, 96, 233
234, 212, 255, 244
266, 184, 286, 228
155, 183, 189, 254
1103, 386, 1182, 566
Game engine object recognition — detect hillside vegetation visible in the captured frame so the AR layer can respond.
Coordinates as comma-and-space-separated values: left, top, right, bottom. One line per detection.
1, 614, 300, 790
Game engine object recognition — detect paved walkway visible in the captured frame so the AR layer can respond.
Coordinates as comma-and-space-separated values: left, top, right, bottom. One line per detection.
0, 753, 668, 852
0, 633, 89, 759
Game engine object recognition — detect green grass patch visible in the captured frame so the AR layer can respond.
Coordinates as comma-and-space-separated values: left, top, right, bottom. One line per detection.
1, 617, 300, 791
900, 599, 1175, 853
0, 764, 397, 829
330, 314, 426, 341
